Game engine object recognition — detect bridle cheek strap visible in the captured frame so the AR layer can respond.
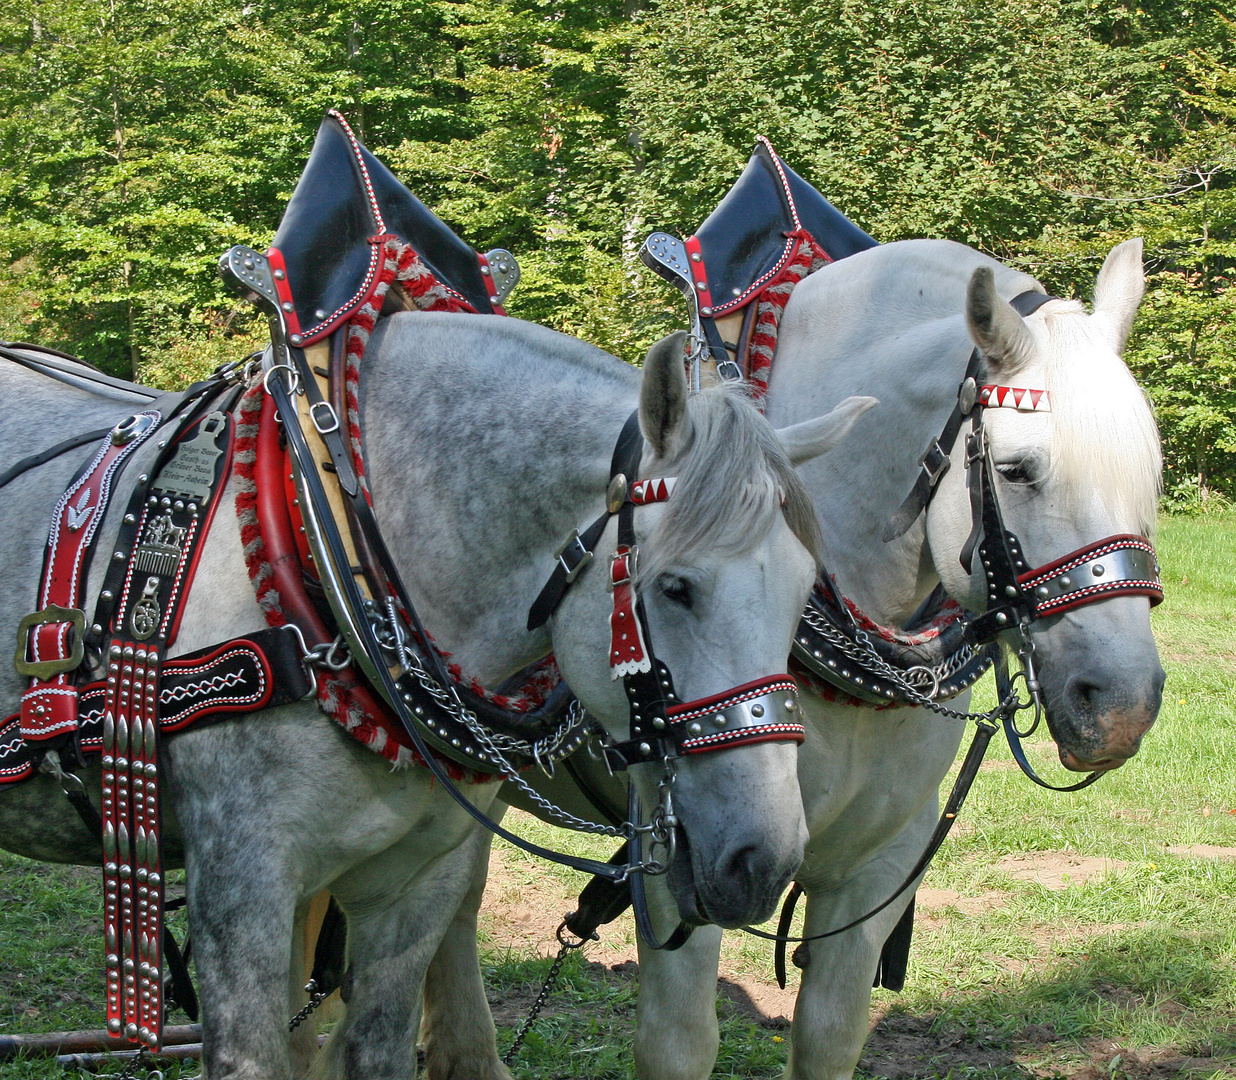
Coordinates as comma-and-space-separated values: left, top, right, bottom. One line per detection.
1018, 534, 1162, 617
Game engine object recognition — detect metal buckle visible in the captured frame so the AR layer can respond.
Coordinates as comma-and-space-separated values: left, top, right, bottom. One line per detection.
310, 400, 340, 435
553, 530, 594, 584
14, 604, 86, 678
716, 359, 742, 382
919, 438, 950, 484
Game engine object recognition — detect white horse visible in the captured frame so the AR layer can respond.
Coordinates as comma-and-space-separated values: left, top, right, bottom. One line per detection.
424, 237, 1163, 1080
0, 317, 873, 1078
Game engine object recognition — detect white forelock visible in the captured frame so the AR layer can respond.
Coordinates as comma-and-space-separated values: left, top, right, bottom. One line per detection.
1033, 298, 1162, 536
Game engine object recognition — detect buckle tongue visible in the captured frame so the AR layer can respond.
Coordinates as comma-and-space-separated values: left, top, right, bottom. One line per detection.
15, 604, 86, 678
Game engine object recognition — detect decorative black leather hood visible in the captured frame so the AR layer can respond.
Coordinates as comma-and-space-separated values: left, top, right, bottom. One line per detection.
269, 110, 501, 344
693, 136, 876, 315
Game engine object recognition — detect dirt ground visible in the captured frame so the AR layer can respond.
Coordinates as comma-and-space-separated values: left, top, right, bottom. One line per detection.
480, 829, 1236, 1078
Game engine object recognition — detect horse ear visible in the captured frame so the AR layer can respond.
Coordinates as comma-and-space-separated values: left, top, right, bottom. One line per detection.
640, 331, 690, 458
1092, 238, 1145, 355
776, 396, 879, 465
966, 266, 1036, 373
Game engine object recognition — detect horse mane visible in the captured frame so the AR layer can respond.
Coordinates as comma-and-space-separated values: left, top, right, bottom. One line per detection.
1033, 298, 1162, 536
638, 382, 822, 585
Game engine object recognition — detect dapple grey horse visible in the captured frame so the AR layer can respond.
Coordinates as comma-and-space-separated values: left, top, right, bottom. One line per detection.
425, 238, 1164, 1080
0, 315, 874, 1079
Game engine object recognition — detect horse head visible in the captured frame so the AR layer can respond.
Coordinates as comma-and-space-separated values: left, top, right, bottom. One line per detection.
549, 332, 876, 926
925, 240, 1164, 771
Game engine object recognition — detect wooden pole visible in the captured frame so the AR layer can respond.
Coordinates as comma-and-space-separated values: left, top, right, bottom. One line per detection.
0, 1024, 201, 1060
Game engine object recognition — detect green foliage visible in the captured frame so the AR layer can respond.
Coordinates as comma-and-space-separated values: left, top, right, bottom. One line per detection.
0, 0, 1233, 486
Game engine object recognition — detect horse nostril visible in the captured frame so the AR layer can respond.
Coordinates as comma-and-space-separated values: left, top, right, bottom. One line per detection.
1065, 674, 1106, 718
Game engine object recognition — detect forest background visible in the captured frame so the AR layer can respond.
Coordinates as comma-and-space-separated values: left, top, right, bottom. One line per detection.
0, 0, 1233, 504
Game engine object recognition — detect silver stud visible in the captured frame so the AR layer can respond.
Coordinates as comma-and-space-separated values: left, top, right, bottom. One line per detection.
639, 742, 651, 756
1036, 585, 1050, 598
751, 703, 765, 718
652, 717, 666, 729
695, 280, 707, 291
1092, 563, 1105, 577
290, 333, 303, 346
732, 286, 742, 295
713, 713, 727, 727
138, 474, 148, 484
490, 295, 500, 304
92, 623, 103, 635
314, 309, 328, 320
701, 306, 712, 316
113, 550, 125, 561
784, 699, 796, 711
1005, 585, 1018, 597
480, 265, 491, 275
1059, 575, 1072, 588
996, 612, 1009, 624
281, 301, 294, 312
688, 722, 702, 735
690, 252, 702, 262
273, 268, 285, 280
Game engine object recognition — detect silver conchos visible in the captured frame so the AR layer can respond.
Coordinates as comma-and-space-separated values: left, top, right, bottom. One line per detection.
483, 248, 521, 303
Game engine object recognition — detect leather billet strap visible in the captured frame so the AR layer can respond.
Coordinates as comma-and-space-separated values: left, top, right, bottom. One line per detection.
17, 412, 163, 743
99, 401, 236, 1051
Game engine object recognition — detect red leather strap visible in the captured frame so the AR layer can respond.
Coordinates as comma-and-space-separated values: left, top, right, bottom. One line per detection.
20, 412, 161, 742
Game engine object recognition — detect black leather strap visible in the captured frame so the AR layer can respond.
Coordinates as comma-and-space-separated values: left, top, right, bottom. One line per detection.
883, 349, 984, 542
755, 713, 997, 956
0, 428, 111, 491
526, 410, 644, 630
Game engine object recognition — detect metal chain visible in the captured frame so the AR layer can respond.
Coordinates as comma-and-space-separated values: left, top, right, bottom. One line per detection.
378, 598, 589, 766
501, 924, 591, 1065
112, 1049, 163, 1080
288, 979, 327, 1032
799, 605, 1015, 724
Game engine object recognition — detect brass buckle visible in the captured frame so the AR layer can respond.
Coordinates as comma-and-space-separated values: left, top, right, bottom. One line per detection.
14, 604, 86, 679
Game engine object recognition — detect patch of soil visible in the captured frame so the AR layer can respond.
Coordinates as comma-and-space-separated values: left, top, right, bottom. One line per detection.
1073, 1039, 1236, 1080
996, 853, 1127, 889
858, 1014, 1020, 1079
1168, 845, 1236, 861
916, 886, 1010, 915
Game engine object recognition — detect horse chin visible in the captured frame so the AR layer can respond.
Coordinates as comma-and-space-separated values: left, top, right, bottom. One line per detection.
1058, 746, 1127, 773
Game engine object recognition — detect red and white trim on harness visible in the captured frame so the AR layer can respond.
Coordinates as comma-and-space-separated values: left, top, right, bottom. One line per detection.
979, 384, 1052, 412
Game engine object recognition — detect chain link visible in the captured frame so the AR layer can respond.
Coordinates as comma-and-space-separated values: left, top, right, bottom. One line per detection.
288, 979, 327, 1032
798, 606, 1017, 724
501, 924, 591, 1064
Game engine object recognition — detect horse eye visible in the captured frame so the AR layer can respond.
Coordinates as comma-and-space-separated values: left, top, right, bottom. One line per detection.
995, 460, 1037, 486
658, 575, 693, 608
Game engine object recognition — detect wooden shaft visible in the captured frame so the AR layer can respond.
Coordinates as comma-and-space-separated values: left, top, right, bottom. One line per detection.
0, 1024, 201, 1059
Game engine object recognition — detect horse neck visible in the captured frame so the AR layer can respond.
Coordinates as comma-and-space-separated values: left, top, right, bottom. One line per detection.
359, 312, 637, 683
765, 246, 992, 626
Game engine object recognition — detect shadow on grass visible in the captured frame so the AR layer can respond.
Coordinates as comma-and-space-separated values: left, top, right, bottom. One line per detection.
860, 927, 1236, 1080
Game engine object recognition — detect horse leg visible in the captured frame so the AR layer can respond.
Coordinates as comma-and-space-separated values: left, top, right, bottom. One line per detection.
785, 804, 936, 1080
420, 819, 511, 1080
183, 828, 301, 1080
310, 817, 495, 1080
634, 881, 724, 1080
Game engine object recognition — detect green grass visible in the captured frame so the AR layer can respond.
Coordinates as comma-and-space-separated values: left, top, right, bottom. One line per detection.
2, 512, 1236, 1077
